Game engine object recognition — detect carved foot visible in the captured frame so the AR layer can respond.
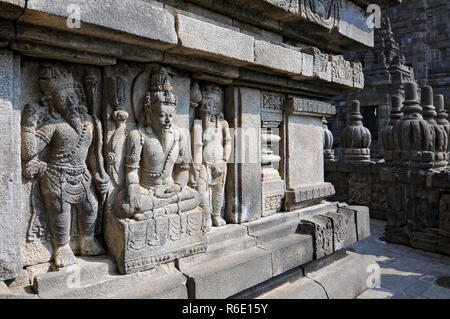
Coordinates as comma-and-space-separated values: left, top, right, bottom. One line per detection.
80, 235, 105, 256
212, 216, 226, 227
54, 243, 77, 268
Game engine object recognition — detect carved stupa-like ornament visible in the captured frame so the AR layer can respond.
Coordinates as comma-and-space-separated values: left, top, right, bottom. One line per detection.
340, 100, 371, 162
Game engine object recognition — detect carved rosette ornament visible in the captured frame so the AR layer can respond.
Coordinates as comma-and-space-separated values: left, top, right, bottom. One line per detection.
340, 100, 371, 162
381, 95, 402, 163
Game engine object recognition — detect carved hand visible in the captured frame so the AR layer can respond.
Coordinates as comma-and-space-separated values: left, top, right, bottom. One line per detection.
22, 104, 41, 128
127, 183, 141, 211
165, 184, 182, 194
94, 172, 110, 194
23, 159, 47, 180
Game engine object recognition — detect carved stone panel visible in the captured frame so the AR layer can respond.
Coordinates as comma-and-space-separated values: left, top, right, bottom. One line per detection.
298, 214, 333, 259
103, 64, 208, 274
20, 61, 107, 268
300, 0, 342, 30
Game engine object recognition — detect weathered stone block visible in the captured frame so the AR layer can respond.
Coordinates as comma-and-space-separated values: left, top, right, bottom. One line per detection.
347, 205, 371, 241
254, 40, 302, 75
0, 0, 25, 20
164, 53, 239, 79
303, 250, 376, 299
183, 247, 272, 299
174, 14, 254, 65
23, 0, 178, 49
264, 234, 313, 276
298, 215, 334, 259
11, 41, 117, 66
285, 183, 336, 211
0, 50, 21, 281
104, 208, 207, 275
32, 256, 112, 296
224, 87, 262, 223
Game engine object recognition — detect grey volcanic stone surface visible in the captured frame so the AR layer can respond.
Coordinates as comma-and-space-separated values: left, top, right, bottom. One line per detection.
24, 0, 178, 49
0, 50, 21, 281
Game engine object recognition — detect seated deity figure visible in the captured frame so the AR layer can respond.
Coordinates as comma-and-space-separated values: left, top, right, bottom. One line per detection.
21, 64, 109, 267
116, 67, 201, 220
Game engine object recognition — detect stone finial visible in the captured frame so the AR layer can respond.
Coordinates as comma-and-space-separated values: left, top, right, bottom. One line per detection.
421, 86, 437, 124
389, 95, 403, 125
382, 95, 402, 163
435, 94, 449, 126
323, 117, 334, 161
340, 100, 371, 162
392, 82, 447, 168
402, 82, 422, 118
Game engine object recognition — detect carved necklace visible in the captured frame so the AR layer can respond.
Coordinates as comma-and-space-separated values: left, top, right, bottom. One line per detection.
139, 127, 177, 178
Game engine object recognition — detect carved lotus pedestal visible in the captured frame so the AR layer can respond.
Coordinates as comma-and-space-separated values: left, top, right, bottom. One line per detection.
105, 208, 207, 274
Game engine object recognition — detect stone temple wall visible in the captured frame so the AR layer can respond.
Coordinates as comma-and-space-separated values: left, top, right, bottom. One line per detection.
325, 86, 450, 256
386, 0, 450, 100
0, 0, 401, 299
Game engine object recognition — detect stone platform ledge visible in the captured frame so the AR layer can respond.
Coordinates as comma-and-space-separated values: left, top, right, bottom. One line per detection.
285, 182, 336, 211
0, 202, 371, 299
186, 0, 386, 51
176, 201, 370, 299
1, 257, 188, 299
232, 249, 376, 299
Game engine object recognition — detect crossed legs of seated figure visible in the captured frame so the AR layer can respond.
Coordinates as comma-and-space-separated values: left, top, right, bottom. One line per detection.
119, 184, 201, 220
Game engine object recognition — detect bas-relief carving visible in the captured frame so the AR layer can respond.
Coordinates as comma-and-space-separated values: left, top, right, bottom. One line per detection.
190, 83, 232, 227
300, 0, 341, 30
298, 211, 349, 259
331, 55, 353, 87
104, 66, 208, 274
260, 92, 285, 216
21, 63, 109, 267
348, 173, 371, 205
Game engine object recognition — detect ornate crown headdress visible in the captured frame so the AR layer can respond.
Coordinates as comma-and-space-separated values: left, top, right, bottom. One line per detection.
145, 66, 177, 109
39, 63, 76, 95
201, 84, 223, 108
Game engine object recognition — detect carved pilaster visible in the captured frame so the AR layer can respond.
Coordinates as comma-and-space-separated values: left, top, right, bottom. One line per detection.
260, 91, 285, 216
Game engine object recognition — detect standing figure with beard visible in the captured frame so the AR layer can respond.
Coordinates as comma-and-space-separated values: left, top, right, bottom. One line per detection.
21, 64, 109, 267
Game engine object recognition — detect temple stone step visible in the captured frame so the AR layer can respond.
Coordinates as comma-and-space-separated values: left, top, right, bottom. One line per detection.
181, 247, 273, 299
176, 226, 257, 268
260, 233, 314, 276
232, 250, 375, 299
206, 224, 249, 245
249, 222, 300, 244
32, 257, 187, 299
96, 268, 188, 299
244, 212, 300, 234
